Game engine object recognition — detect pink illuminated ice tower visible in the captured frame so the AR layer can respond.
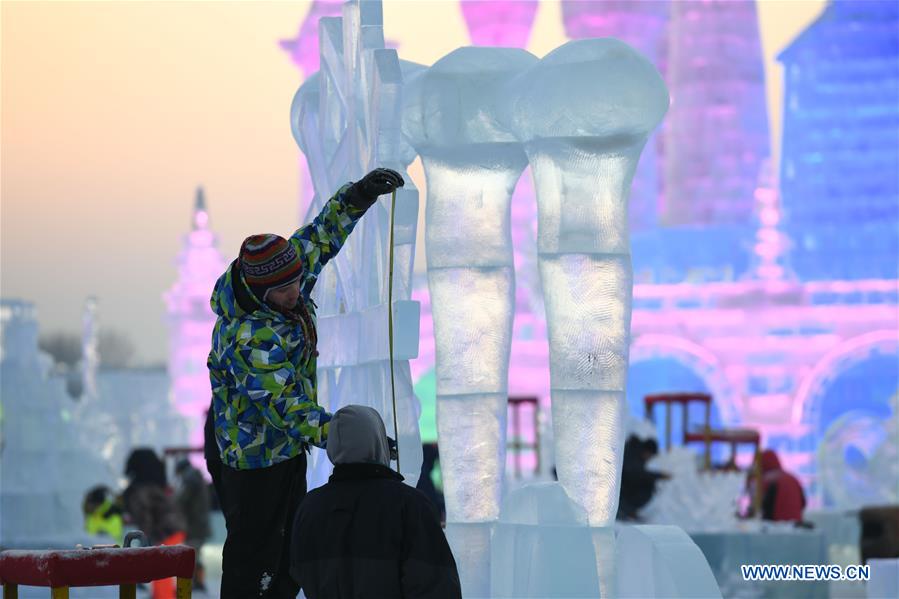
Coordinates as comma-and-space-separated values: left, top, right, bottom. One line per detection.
663, 0, 769, 226
165, 188, 226, 450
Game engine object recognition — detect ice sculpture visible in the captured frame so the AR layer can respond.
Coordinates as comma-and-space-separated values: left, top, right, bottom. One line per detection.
817, 396, 899, 509
280, 0, 345, 220
403, 46, 537, 525
402, 46, 537, 596
560, 0, 670, 232
290, 1, 424, 486
617, 525, 721, 598
491, 483, 600, 597
81, 297, 99, 400
457, 0, 553, 481
0, 300, 110, 547
641, 447, 745, 531
509, 38, 668, 526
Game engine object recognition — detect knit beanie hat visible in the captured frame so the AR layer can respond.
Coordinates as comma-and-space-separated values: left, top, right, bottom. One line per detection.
239, 234, 304, 302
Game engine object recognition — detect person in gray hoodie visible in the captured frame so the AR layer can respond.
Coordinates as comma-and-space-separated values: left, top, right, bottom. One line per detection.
290, 405, 461, 599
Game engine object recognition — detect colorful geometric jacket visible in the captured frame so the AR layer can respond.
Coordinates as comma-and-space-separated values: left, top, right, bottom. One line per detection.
207, 184, 368, 470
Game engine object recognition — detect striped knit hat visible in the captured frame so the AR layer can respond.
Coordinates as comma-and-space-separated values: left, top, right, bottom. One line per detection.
239, 234, 303, 302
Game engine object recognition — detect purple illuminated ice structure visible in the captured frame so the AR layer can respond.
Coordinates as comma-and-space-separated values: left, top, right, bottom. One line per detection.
459, 0, 538, 48
165, 189, 226, 452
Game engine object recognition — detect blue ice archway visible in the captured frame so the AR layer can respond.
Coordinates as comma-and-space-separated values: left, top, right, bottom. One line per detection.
796, 330, 899, 508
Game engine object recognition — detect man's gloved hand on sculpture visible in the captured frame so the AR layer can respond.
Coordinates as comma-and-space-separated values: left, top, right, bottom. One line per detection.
205, 168, 404, 599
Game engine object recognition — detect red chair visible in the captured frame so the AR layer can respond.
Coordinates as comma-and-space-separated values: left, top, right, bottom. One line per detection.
645, 392, 760, 470
0, 545, 194, 599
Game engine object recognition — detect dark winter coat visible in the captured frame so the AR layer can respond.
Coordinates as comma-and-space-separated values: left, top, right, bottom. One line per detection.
123, 483, 185, 545
122, 449, 184, 545
619, 436, 665, 517
175, 464, 212, 542
290, 406, 461, 599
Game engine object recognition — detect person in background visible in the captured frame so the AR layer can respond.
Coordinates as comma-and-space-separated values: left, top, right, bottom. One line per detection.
174, 458, 212, 592
617, 435, 669, 521
122, 448, 187, 599
747, 449, 806, 522
413, 369, 445, 520
290, 405, 461, 599
82, 485, 124, 541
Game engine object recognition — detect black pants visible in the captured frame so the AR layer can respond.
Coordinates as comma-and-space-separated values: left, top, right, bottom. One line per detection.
220, 455, 307, 599
416, 443, 445, 520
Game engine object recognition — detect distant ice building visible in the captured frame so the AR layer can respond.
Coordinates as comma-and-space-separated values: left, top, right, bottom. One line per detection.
164, 187, 226, 450
664, 0, 769, 228
1, 298, 189, 547
778, 0, 899, 281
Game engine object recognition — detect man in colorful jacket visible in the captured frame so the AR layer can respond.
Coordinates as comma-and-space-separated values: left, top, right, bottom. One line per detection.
206, 168, 404, 599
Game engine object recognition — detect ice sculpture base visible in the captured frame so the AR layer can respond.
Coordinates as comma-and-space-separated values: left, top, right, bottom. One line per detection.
867, 558, 899, 599
618, 525, 722, 598
450, 482, 721, 598
445, 522, 493, 599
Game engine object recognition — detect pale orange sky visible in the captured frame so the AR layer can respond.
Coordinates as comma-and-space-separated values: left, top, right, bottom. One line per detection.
1, 0, 826, 365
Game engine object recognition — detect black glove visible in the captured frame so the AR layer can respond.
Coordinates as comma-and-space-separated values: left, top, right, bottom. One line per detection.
349, 168, 405, 208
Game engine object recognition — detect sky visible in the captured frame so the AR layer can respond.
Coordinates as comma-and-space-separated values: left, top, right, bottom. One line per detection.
1, 0, 827, 365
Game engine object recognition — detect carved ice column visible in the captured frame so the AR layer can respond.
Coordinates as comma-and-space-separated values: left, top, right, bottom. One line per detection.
403, 46, 537, 596
510, 39, 669, 526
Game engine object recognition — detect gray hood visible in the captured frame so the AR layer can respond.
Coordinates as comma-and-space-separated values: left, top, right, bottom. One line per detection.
326, 405, 391, 467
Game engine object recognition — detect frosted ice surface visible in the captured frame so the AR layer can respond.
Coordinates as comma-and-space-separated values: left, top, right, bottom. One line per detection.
445, 522, 493, 598
509, 38, 668, 142
405, 47, 537, 528
498, 481, 588, 526
491, 483, 599, 598
552, 391, 628, 524
503, 39, 668, 528
438, 393, 508, 522
540, 254, 632, 391
642, 447, 744, 532
618, 525, 722, 598
421, 148, 525, 269
527, 138, 643, 256
403, 47, 537, 148
290, 72, 320, 156
430, 267, 514, 396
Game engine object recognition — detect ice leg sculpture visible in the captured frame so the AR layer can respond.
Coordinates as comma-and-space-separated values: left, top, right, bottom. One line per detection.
404, 47, 537, 523
509, 39, 669, 525
404, 47, 536, 597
